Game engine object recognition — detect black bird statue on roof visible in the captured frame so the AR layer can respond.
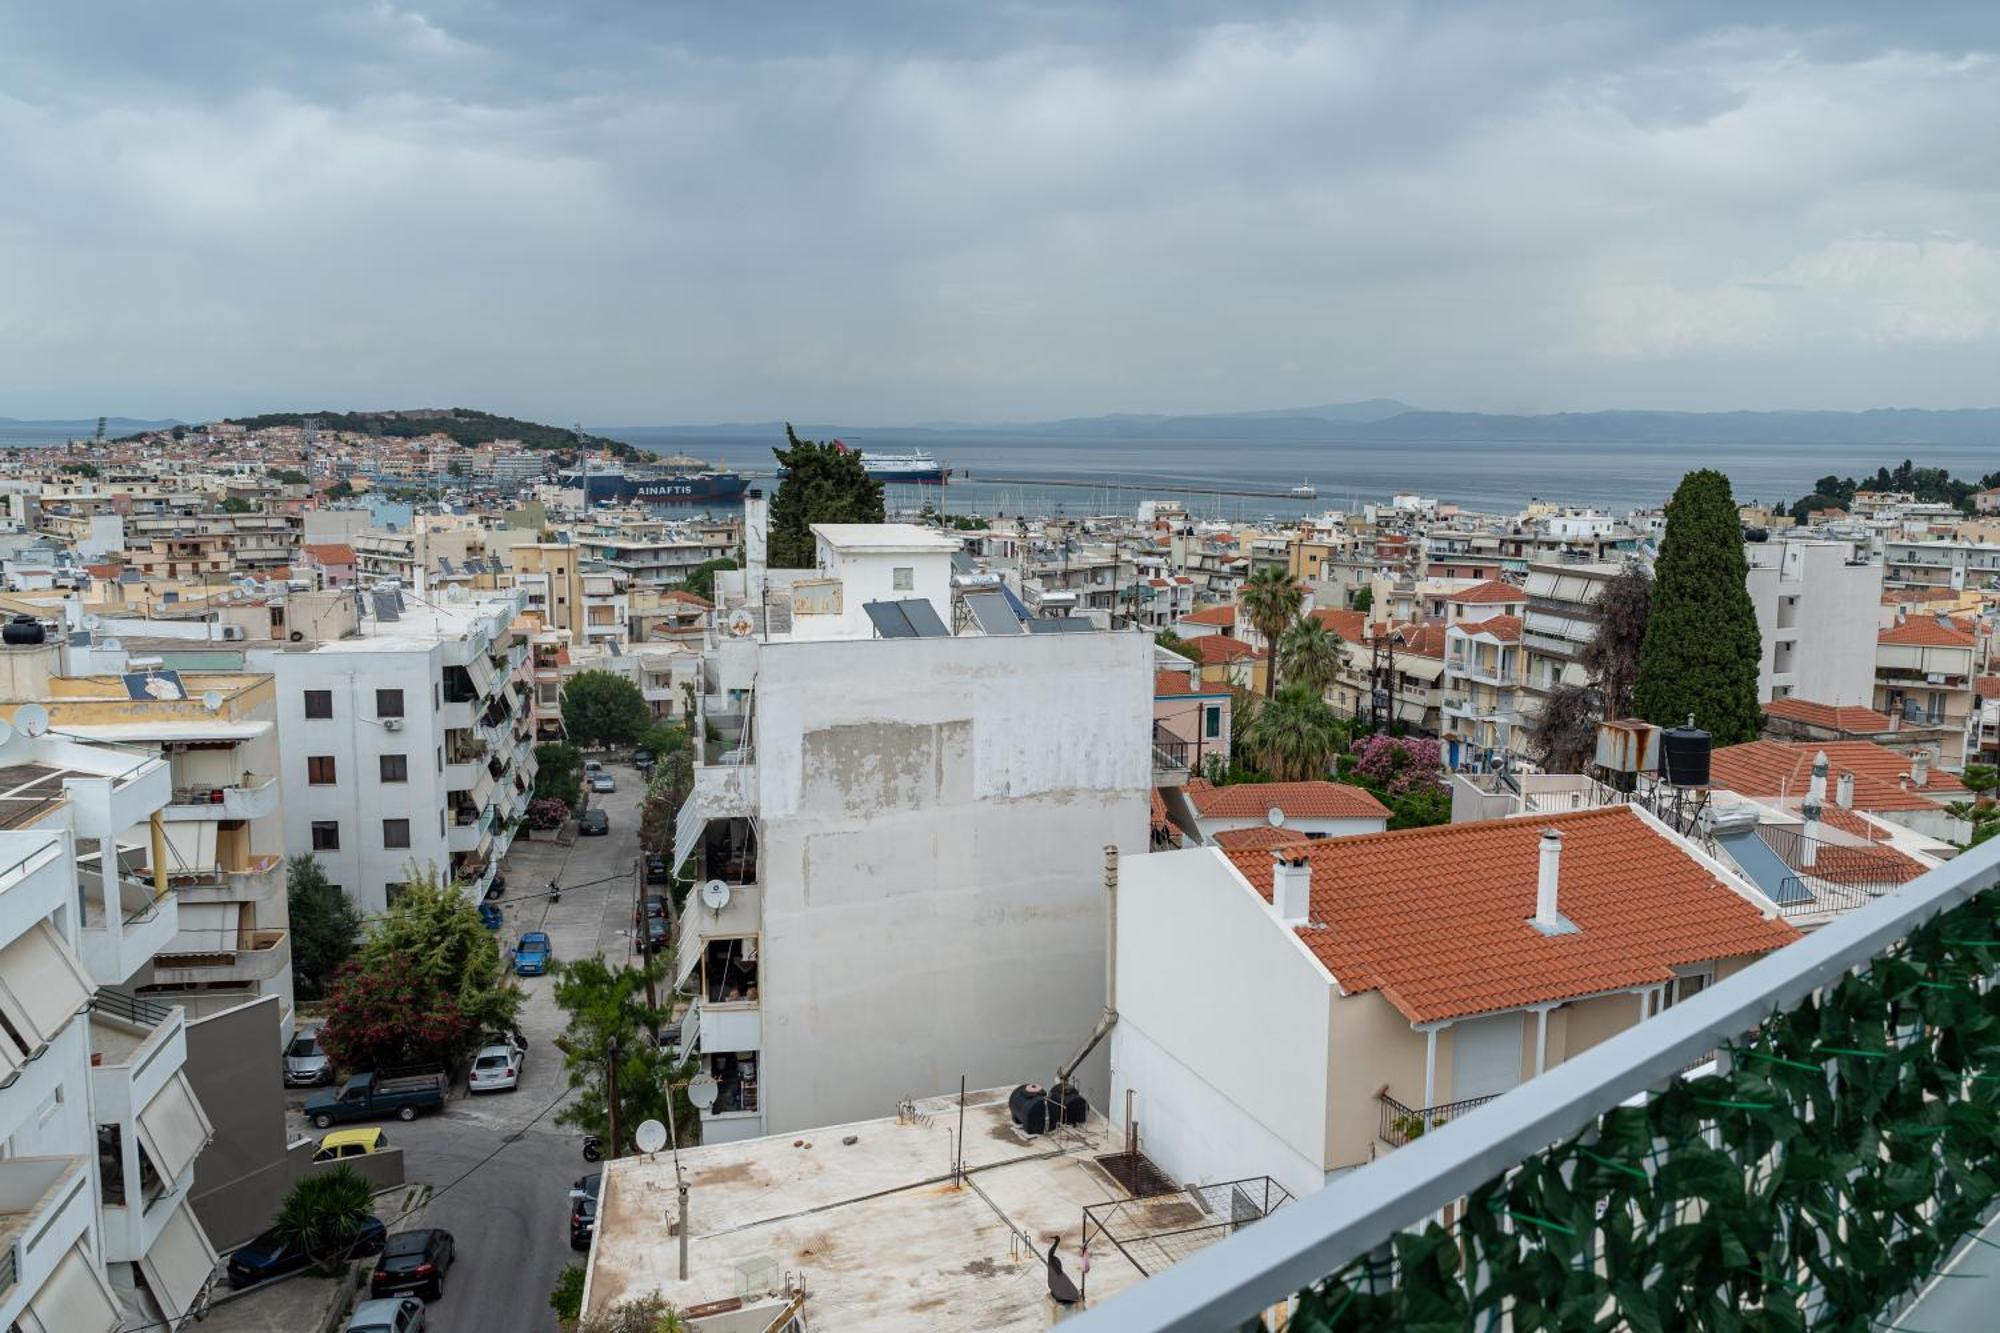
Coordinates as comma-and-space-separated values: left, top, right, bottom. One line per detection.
1047, 1235, 1082, 1306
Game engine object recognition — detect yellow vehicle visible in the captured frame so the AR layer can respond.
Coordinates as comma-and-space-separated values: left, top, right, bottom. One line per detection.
312, 1127, 389, 1163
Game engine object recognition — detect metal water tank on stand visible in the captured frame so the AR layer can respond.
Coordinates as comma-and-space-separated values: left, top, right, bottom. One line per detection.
1660, 725, 1712, 787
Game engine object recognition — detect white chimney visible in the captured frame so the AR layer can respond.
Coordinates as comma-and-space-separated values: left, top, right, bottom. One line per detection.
1836, 771, 1854, 810
1534, 829, 1565, 931
743, 488, 769, 603
1799, 751, 1827, 868
1912, 748, 1932, 788
1271, 848, 1312, 926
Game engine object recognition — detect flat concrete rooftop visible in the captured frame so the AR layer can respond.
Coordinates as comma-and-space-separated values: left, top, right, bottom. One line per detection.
585, 1089, 1161, 1329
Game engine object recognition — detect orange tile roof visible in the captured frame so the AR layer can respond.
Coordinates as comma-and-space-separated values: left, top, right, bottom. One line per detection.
1181, 605, 1237, 627
661, 589, 713, 608
1223, 806, 1799, 1023
1310, 608, 1370, 642
1454, 614, 1522, 643
1882, 586, 1959, 605
1711, 739, 1963, 812
1154, 669, 1221, 697
1186, 778, 1389, 821
1446, 579, 1524, 605
1395, 621, 1450, 659
1762, 698, 1894, 734
300, 542, 357, 565
1976, 677, 2000, 701
1192, 636, 1259, 664
1150, 789, 1173, 835
1879, 617, 1975, 648
1211, 826, 1306, 852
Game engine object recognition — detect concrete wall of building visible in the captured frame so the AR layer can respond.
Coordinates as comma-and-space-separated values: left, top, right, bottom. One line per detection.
755, 629, 1151, 1134
1325, 988, 1427, 1172
1746, 541, 1881, 706
183, 996, 300, 1249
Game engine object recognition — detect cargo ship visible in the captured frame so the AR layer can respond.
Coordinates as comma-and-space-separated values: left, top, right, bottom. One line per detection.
559, 461, 749, 506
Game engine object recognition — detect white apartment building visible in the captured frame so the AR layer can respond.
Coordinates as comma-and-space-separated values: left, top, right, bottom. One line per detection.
1517, 560, 1623, 721
671, 522, 1153, 1143
0, 728, 222, 1332
1746, 539, 1883, 706
1881, 539, 2000, 592
254, 590, 535, 914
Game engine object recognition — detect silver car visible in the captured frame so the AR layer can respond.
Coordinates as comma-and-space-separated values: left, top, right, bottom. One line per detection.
345, 1296, 425, 1333
285, 1027, 332, 1087
468, 1037, 525, 1093
590, 772, 615, 793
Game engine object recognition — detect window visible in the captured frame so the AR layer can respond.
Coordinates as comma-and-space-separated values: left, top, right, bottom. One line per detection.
303, 689, 333, 720
379, 754, 408, 783
376, 688, 404, 719
310, 821, 340, 851
385, 882, 410, 908
892, 566, 914, 591
307, 756, 337, 785
1205, 705, 1221, 740
382, 819, 411, 849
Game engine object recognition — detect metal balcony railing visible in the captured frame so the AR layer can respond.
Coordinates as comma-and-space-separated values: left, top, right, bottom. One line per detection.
1376, 1092, 1498, 1147
1151, 723, 1192, 775
92, 990, 174, 1027
1067, 836, 2000, 1333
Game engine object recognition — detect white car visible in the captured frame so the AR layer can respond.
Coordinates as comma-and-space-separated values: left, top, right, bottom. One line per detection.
468, 1037, 525, 1093
590, 772, 615, 793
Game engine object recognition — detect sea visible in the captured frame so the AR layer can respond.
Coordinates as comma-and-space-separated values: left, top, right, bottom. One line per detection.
7, 419, 1994, 521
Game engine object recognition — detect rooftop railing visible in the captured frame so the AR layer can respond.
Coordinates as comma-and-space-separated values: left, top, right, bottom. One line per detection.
1071, 836, 2000, 1332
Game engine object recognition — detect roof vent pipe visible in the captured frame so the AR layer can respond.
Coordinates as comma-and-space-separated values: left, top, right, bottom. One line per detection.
1535, 829, 1563, 929
1836, 771, 1854, 810
1272, 848, 1312, 926
1912, 749, 1932, 788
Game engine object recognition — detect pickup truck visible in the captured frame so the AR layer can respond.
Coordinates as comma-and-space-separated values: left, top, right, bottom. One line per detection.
305, 1068, 447, 1129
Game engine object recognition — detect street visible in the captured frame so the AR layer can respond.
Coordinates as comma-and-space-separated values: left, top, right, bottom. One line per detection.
283, 761, 650, 1333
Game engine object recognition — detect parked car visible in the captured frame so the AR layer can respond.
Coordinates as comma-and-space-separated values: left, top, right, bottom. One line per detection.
477, 901, 503, 930
229, 1216, 386, 1287
369, 1228, 456, 1301
590, 772, 616, 793
513, 931, 553, 976
635, 894, 668, 928
345, 1295, 426, 1333
579, 808, 610, 836
632, 747, 654, 766
285, 1026, 333, 1087
642, 915, 670, 955
313, 1127, 390, 1163
645, 853, 671, 885
570, 1173, 602, 1250
305, 1068, 447, 1129
469, 1038, 525, 1093
583, 759, 604, 774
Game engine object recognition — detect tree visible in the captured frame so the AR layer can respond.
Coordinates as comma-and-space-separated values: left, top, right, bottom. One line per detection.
562, 672, 651, 749
768, 426, 885, 568
1345, 734, 1451, 830
1239, 566, 1304, 697
58, 460, 98, 478
220, 496, 253, 513
679, 558, 736, 602
637, 722, 689, 758
287, 854, 361, 1002
553, 956, 700, 1154
1154, 629, 1200, 664
1962, 764, 1998, 800
325, 480, 355, 500
1633, 470, 1763, 744
317, 953, 471, 1072
535, 742, 584, 806
578, 1294, 687, 1333
274, 1167, 373, 1274
1244, 683, 1347, 781
1278, 616, 1344, 697
1351, 585, 1374, 613
551, 1265, 587, 1323
1526, 562, 1652, 772
268, 468, 309, 485
639, 760, 693, 860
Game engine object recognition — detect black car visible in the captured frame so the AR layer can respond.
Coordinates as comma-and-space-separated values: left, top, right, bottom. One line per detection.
632, 748, 654, 766
579, 809, 610, 836
642, 915, 670, 955
644, 854, 671, 885
570, 1173, 602, 1250
635, 894, 669, 928
369, 1228, 456, 1300
227, 1216, 387, 1287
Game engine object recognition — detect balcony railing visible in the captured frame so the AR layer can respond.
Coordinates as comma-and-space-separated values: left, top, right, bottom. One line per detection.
1376, 1092, 1499, 1148
1068, 836, 2000, 1333
1152, 723, 1192, 776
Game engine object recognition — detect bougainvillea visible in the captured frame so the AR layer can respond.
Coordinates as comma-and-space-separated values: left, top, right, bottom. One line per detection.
528, 797, 572, 830
317, 952, 472, 1073
1350, 734, 1444, 798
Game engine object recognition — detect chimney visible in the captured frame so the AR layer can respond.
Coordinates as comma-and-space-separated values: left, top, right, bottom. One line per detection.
1534, 829, 1564, 930
1912, 748, 1932, 788
1271, 848, 1312, 926
1836, 770, 1854, 810
743, 487, 769, 603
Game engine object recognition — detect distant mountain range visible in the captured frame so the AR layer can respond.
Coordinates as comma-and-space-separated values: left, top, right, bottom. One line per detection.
606, 402, 2000, 446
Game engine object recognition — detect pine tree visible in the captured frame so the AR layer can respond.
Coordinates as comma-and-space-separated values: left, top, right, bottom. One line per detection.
1633, 470, 1763, 744
768, 426, 886, 568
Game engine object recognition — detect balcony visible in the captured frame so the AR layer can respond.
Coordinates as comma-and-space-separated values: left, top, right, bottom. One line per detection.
1152, 723, 1193, 787
150, 928, 289, 986
1067, 837, 2000, 1333
76, 868, 178, 987
161, 773, 279, 822
89, 995, 209, 1264
0, 1158, 96, 1326
693, 998, 762, 1058
1375, 1091, 1497, 1148
691, 762, 757, 821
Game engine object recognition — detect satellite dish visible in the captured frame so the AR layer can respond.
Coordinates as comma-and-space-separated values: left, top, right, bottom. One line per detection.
0, 718, 14, 747
685, 1074, 719, 1112
1267, 808, 1286, 828
201, 689, 224, 712
700, 879, 732, 911
726, 610, 756, 639
633, 1119, 668, 1155
83, 614, 102, 631
15, 704, 48, 738
445, 584, 468, 602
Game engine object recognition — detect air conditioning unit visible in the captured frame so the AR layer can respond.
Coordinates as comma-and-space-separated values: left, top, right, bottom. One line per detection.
382, 718, 404, 732
219, 625, 245, 641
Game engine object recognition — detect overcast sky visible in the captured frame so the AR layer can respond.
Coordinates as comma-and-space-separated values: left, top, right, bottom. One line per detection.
5, 2, 2000, 424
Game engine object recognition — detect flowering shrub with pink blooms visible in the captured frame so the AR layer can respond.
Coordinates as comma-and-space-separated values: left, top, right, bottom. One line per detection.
528, 797, 572, 830
1349, 734, 1445, 798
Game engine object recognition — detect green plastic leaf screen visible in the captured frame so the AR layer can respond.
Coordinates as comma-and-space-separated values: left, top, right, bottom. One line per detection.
1291, 890, 2000, 1332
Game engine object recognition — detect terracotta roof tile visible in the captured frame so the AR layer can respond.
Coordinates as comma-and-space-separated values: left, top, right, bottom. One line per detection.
1879, 617, 1975, 648
1711, 739, 1963, 812
1150, 789, 1172, 835
1975, 677, 2000, 701
1154, 669, 1221, 697
661, 589, 713, 608
1762, 698, 1894, 734
1223, 806, 1799, 1023
1211, 826, 1306, 851
1193, 636, 1259, 664
1395, 621, 1450, 659
1186, 778, 1389, 820
300, 542, 357, 564
1180, 605, 1237, 628
1310, 608, 1369, 642
1454, 614, 1522, 643
1445, 579, 1524, 605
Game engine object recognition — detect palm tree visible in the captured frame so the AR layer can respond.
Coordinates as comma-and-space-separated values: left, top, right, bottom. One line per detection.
274, 1166, 372, 1274
1278, 616, 1344, 698
1248, 683, 1348, 781
1239, 566, 1304, 697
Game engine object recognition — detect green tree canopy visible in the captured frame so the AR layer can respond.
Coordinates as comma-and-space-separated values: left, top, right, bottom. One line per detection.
220, 496, 253, 513
561, 671, 651, 749
1351, 585, 1374, 613
768, 426, 885, 568
268, 468, 310, 485
534, 741, 583, 805
553, 955, 700, 1154
275, 1167, 373, 1274
1634, 469, 1763, 744
1244, 683, 1347, 781
1154, 628, 1200, 664
1278, 615, 1344, 697
350, 867, 521, 1053
1240, 567, 1304, 697
679, 557, 737, 601
286, 853, 361, 1002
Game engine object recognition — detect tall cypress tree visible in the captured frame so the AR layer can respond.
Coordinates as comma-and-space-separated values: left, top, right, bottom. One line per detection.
1633, 469, 1763, 743
767, 425, 886, 568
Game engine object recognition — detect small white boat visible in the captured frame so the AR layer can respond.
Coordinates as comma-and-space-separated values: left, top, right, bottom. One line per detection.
1289, 479, 1318, 499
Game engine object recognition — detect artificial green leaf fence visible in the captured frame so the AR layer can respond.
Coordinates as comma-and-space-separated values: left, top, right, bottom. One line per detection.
1294, 887, 2000, 1332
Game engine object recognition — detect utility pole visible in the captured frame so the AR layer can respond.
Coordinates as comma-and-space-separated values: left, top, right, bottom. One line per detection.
605, 1036, 622, 1160
637, 856, 659, 1031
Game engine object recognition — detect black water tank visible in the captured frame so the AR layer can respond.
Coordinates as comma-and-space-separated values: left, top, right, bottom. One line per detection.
2, 615, 45, 646
1009, 1082, 1090, 1134
1660, 725, 1712, 787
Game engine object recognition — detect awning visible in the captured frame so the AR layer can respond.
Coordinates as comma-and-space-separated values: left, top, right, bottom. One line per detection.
137, 1071, 213, 1185
0, 921, 93, 1053
15, 1238, 122, 1333
139, 1198, 219, 1321
674, 924, 701, 989
673, 794, 709, 877
470, 767, 497, 809
465, 651, 498, 698
160, 820, 219, 875
52, 720, 272, 744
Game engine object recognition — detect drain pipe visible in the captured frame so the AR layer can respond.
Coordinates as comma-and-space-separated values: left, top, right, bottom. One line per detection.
1057, 845, 1119, 1085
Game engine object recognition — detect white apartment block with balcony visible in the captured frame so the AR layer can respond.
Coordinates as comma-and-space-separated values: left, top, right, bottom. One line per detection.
1746, 539, 1883, 706
1881, 538, 2000, 592
1442, 614, 1524, 762
1517, 561, 1622, 722
254, 590, 535, 915
672, 520, 1153, 1145
0, 730, 222, 1332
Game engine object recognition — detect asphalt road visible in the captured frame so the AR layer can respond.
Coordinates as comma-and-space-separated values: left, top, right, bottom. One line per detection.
287, 762, 649, 1333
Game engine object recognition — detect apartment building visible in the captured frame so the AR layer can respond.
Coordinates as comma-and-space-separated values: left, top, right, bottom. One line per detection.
1882, 539, 2000, 592
1441, 613, 1524, 761
671, 522, 1152, 1143
1874, 615, 1980, 768
1112, 806, 1798, 1198
510, 543, 632, 651
1517, 560, 1621, 721
570, 526, 735, 587
1746, 539, 1882, 706
254, 590, 535, 914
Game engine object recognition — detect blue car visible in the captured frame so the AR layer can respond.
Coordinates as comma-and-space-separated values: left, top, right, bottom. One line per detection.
477, 902, 502, 931
228, 1216, 386, 1287
513, 931, 552, 976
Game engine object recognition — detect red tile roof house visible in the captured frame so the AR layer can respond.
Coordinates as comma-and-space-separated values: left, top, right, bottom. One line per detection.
1109, 806, 1798, 1198
1154, 665, 1233, 772
1711, 738, 1969, 846
296, 542, 358, 588
1177, 778, 1388, 845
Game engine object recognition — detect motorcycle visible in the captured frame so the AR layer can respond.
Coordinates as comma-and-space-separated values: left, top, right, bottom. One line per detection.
581, 1135, 602, 1163
548, 878, 563, 904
